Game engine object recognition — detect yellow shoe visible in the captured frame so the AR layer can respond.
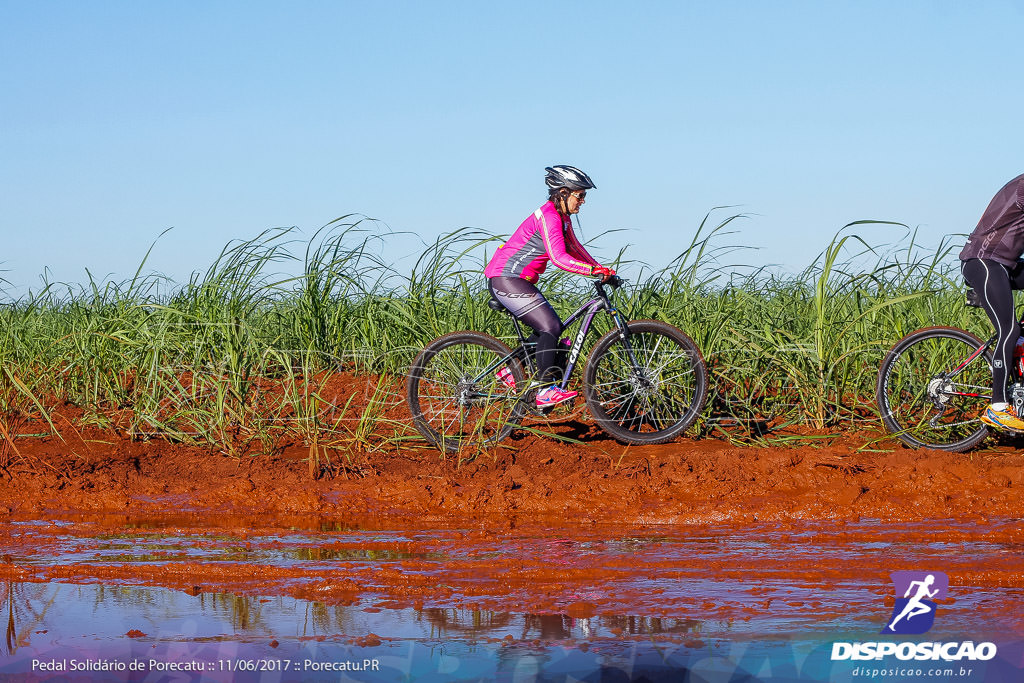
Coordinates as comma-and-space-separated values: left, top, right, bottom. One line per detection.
980, 405, 1024, 432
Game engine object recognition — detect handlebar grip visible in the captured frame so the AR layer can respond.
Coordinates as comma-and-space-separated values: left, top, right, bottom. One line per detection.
595, 274, 623, 289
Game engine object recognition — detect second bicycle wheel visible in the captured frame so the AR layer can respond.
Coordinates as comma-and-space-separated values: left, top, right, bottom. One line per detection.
876, 326, 991, 452
583, 319, 708, 444
407, 331, 527, 453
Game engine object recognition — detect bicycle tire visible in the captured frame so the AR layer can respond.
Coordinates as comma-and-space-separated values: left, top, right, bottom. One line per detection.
876, 326, 991, 452
583, 319, 708, 444
407, 331, 527, 453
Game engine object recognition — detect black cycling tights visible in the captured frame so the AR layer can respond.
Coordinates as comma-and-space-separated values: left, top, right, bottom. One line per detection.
961, 258, 1024, 404
488, 276, 563, 383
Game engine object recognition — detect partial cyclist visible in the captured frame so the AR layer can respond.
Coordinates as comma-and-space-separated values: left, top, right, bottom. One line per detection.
959, 172, 1024, 432
484, 164, 617, 408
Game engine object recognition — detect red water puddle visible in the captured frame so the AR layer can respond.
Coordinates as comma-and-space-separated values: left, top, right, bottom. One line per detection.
2, 516, 1023, 638
2, 396, 1024, 682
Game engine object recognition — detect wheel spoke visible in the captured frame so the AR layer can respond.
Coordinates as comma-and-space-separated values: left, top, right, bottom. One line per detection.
585, 323, 706, 443
408, 335, 526, 452
877, 329, 991, 451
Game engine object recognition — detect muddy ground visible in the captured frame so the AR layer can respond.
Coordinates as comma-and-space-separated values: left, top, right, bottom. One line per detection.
2, 395, 1024, 679
1, 399, 1020, 524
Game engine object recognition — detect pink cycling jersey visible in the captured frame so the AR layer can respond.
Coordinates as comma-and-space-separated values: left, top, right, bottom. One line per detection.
484, 201, 600, 283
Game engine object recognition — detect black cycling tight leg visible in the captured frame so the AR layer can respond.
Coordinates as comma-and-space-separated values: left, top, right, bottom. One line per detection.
961, 258, 1022, 404
489, 276, 563, 382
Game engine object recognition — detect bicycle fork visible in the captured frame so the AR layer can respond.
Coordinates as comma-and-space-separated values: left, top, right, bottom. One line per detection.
608, 308, 646, 371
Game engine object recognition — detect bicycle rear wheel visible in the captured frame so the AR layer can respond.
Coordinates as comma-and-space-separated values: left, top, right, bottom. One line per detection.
407, 331, 527, 453
876, 326, 991, 452
583, 320, 707, 444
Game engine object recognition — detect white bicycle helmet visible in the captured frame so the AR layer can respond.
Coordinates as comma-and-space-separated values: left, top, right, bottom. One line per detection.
544, 165, 596, 191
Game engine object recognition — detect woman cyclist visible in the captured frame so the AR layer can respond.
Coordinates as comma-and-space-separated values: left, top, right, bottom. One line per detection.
959, 172, 1024, 431
484, 165, 617, 408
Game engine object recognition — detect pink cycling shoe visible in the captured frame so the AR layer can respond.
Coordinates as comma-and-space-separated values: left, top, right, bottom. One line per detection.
535, 385, 577, 407
495, 367, 517, 390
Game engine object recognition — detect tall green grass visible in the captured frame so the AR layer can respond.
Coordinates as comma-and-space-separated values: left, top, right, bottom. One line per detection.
0, 213, 985, 461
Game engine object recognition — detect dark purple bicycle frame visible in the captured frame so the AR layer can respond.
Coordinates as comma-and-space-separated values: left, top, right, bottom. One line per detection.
490, 279, 630, 392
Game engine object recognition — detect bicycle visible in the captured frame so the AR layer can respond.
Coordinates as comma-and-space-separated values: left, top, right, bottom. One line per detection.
406, 276, 709, 453
875, 296, 1024, 452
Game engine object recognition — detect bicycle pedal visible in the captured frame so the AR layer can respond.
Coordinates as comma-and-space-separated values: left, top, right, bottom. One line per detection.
988, 425, 1024, 434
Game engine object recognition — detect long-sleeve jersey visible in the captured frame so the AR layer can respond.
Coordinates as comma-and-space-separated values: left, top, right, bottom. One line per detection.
484, 201, 601, 283
960, 173, 1024, 266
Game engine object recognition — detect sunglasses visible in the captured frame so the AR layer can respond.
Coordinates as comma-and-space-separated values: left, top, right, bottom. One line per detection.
570, 191, 587, 200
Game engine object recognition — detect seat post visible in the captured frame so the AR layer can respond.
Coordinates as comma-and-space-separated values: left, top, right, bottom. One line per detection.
510, 316, 528, 345
487, 296, 529, 345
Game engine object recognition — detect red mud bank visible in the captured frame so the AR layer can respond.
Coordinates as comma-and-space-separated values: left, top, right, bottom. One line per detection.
3, 405, 1024, 629
1, 406, 1022, 523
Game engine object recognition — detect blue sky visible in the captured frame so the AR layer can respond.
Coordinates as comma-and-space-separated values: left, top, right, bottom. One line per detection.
2, 1, 1023, 296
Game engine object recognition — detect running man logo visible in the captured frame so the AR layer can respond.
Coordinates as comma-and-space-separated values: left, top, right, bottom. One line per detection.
883, 571, 948, 635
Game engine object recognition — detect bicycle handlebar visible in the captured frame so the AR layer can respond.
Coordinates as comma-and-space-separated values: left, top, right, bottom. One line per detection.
594, 274, 624, 292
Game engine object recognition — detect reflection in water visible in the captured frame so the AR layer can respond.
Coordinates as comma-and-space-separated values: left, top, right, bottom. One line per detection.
2, 515, 1021, 663
0, 582, 708, 651
518, 614, 702, 641
522, 613, 572, 640
603, 614, 702, 636
3, 582, 57, 656
23, 531, 443, 567
4, 583, 11, 655
303, 599, 372, 637
198, 592, 259, 631
114, 517, 364, 534
95, 584, 161, 611
418, 608, 512, 638
290, 547, 441, 562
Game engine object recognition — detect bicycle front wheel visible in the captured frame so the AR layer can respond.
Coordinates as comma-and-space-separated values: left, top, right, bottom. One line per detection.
583, 320, 708, 445
407, 331, 527, 453
876, 326, 991, 452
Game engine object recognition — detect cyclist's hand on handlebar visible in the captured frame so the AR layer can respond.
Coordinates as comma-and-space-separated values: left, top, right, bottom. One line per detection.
592, 265, 616, 282
606, 274, 623, 288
